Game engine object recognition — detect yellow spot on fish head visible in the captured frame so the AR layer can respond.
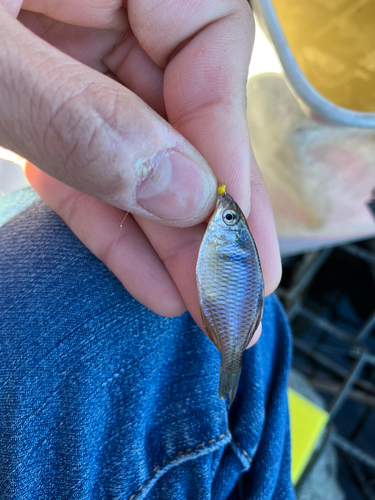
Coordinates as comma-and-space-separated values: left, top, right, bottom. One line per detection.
217, 184, 226, 195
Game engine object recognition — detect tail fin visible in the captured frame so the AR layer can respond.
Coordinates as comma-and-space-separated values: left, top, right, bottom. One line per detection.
219, 369, 241, 406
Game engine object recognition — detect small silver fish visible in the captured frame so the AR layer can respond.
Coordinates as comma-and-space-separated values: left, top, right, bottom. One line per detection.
196, 186, 264, 405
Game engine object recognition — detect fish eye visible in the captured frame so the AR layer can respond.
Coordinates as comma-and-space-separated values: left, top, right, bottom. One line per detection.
222, 209, 239, 226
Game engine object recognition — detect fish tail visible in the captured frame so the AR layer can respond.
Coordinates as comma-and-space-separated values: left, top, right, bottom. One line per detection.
219, 368, 241, 407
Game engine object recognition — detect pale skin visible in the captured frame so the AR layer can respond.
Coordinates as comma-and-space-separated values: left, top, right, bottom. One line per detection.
0, 0, 281, 346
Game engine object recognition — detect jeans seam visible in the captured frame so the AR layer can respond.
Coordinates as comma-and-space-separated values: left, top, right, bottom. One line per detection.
234, 440, 252, 462
231, 439, 253, 471
128, 430, 232, 500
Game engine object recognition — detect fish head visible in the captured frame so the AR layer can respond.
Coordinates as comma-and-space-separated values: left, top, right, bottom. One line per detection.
209, 192, 248, 239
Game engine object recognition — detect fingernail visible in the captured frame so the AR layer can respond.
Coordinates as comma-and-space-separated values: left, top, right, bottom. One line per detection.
136, 149, 210, 221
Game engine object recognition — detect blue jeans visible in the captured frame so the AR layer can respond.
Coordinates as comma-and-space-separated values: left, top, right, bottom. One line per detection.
0, 189, 295, 500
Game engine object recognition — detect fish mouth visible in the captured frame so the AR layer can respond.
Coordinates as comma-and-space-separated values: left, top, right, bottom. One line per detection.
216, 191, 235, 210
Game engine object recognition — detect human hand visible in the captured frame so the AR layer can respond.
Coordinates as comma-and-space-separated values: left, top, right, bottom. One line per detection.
0, 0, 281, 345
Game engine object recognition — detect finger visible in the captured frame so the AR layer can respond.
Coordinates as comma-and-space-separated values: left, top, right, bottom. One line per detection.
129, 0, 254, 214
21, 0, 127, 29
133, 219, 205, 330
248, 323, 262, 349
18, 10, 166, 117
24, 162, 186, 317
0, 8, 217, 226
128, 0, 281, 296
103, 31, 166, 118
247, 153, 282, 294
17, 10, 124, 73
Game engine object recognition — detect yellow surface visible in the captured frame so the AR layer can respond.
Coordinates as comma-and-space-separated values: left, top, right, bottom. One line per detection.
272, 0, 375, 111
288, 388, 329, 484
217, 184, 226, 195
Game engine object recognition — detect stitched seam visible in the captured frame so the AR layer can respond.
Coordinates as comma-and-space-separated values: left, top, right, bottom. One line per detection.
234, 440, 252, 463
128, 431, 231, 500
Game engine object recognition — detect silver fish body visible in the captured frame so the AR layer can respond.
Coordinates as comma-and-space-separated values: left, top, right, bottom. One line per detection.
196, 191, 264, 405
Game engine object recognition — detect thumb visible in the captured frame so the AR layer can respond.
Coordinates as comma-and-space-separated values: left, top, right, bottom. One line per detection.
0, 7, 217, 226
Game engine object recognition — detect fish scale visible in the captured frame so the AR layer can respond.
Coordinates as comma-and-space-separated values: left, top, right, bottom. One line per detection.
196, 188, 264, 405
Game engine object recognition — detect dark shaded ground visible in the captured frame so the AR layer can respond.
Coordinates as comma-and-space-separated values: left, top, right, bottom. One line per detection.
278, 239, 375, 499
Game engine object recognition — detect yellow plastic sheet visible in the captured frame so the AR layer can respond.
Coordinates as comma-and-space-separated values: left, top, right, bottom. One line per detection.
288, 388, 329, 484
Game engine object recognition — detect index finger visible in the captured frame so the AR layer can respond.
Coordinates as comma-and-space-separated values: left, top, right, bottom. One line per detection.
129, 0, 281, 292
129, 0, 254, 216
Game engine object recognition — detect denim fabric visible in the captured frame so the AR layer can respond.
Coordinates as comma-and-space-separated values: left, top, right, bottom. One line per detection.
0, 189, 295, 500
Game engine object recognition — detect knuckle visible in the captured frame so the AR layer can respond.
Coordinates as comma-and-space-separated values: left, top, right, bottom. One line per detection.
41, 80, 133, 196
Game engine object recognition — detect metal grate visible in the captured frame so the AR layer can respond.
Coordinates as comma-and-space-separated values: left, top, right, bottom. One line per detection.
277, 239, 375, 498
